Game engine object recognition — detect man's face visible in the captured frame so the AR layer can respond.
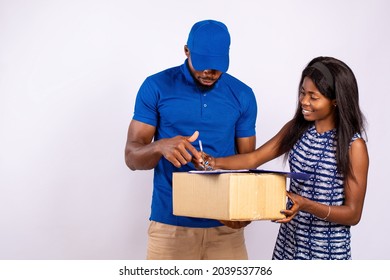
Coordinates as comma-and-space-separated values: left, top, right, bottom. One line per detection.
185, 46, 223, 88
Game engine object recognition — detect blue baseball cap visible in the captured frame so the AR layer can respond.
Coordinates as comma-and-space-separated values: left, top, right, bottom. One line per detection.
187, 20, 231, 72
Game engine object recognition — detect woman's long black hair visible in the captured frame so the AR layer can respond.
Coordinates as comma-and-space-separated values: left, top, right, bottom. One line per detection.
278, 56, 367, 179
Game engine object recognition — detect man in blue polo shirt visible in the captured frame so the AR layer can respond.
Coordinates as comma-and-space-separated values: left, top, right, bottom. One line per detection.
125, 19, 257, 260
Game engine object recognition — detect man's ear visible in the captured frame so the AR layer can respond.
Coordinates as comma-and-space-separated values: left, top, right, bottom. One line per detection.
184, 45, 190, 57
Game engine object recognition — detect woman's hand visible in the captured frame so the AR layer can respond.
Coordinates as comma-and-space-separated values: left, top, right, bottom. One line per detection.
191, 152, 216, 170
274, 192, 304, 223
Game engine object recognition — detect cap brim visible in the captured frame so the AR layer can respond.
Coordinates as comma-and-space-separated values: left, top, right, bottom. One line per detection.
191, 52, 229, 72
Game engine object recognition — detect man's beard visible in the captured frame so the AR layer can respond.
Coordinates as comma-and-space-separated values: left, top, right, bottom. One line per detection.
195, 80, 216, 92
191, 73, 219, 92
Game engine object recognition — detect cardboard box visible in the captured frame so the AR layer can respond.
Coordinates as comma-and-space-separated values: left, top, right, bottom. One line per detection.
173, 172, 287, 221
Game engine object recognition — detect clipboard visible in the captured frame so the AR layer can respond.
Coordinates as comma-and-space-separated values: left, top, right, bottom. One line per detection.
188, 168, 310, 180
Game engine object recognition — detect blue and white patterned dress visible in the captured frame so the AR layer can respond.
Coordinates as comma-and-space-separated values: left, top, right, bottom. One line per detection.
272, 125, 361, 260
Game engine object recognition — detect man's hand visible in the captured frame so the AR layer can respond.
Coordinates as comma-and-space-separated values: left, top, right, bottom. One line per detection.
158, 131, 202, 168
219, 220, 252, 229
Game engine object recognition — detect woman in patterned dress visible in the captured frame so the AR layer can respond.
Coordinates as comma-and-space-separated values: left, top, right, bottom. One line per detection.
197, 56, 369, 259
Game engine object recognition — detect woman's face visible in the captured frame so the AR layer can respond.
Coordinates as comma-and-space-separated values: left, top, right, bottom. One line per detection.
299, 76, 337, 132
185, 46, 223, 88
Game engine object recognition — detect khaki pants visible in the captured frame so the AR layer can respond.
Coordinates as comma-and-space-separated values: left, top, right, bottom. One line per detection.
146, 221, 248, 260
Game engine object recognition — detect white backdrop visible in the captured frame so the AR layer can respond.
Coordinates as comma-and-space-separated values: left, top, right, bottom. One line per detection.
1, 0, 389, 260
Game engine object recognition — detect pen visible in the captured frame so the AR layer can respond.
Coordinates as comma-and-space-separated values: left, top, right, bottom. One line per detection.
199, 140, 206, 170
